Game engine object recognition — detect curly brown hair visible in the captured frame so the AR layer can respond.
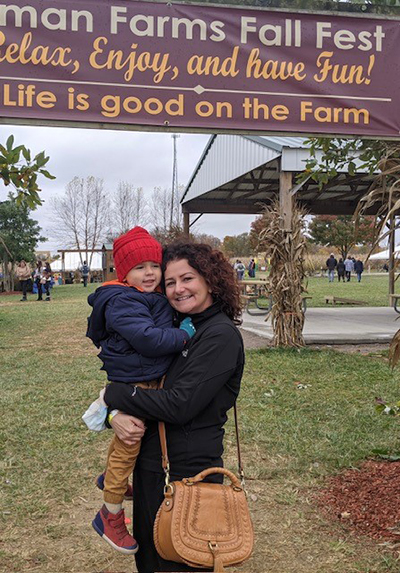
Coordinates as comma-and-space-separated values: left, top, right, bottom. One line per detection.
162, 242, 242, 323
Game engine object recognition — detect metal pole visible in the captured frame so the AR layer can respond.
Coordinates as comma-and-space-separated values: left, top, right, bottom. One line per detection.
171, 134, 180, 229
389, 214, 395, 303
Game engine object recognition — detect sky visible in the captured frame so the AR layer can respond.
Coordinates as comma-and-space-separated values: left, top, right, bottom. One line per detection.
1, 125, 256, 253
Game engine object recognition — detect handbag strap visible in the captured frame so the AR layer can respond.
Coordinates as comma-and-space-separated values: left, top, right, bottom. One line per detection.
158, 400, 245, 488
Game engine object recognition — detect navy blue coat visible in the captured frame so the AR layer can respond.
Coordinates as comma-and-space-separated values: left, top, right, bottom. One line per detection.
87, 284, 188, 383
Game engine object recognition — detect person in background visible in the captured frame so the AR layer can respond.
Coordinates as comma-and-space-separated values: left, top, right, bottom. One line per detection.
81, 260, 90, 287
33, 260, 43, 301
86, 227, 196, 555
248, 258, 256, 278
326, 253, 337, 283
344, 256, 354, 282
355, 259, 364, 282
42, 262, 52, 302
234, 259, 245, 280
16, 260, 32, 302
337, 258, 345, 282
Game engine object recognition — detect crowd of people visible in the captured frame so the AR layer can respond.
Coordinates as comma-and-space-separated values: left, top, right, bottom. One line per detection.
233, 258, 256, 280
16, 260, 53, 301
326, 253, 364, 283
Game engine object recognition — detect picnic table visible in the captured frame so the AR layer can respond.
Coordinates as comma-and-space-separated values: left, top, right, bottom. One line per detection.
240, 280, 271, 315
240, 280, 311, 315
325, 295, 367, 306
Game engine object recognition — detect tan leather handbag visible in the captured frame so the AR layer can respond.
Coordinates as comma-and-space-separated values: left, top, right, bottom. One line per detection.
153, 404, 254, 572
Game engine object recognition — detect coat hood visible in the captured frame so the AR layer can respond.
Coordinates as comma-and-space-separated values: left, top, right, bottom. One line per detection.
87, 284, 129, 346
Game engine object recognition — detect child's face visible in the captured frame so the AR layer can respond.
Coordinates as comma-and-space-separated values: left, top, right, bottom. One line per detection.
125, 261, 162, 292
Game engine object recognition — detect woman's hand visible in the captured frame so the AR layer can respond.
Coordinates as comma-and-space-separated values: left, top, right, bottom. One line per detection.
110, 412, 146, 446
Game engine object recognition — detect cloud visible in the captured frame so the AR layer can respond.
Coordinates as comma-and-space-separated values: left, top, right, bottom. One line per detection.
1, 125, 256, 250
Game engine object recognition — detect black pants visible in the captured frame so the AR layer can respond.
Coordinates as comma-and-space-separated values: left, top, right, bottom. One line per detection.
133, 468, 213, 573
35, 278, 42, 300
338, 273, 345, 282
83, 275, 88, 287
345, 271, 351, 281
20, 280, 28, 298
43, 281, 50, 298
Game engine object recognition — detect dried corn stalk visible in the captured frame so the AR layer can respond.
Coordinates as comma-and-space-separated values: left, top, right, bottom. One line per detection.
389, 329, 400, 370
259, 200, 307, 348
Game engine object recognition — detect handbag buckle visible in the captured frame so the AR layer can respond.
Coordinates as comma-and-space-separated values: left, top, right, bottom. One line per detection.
208, 541, 218, 551
164, 483, 174, 496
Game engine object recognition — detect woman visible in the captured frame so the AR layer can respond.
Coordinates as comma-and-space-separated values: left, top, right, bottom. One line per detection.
42, 262, 52, 301
33, 260, 43, 301
105, 242, 244, 573
16, 260, 32, 301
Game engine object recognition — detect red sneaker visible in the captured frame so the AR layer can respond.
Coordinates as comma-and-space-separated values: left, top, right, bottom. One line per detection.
95, 473, 133, 500
92, 505, 138, 554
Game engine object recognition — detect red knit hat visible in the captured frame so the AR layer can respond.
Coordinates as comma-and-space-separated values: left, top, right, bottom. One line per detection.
113, 227, 162, 282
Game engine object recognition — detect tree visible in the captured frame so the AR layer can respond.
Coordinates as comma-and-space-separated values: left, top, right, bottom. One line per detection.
51, 176, 108, 266
308, 215, 375, 259
150, 185, 183, 237
0, 193, 46, 290
0, 135, 55, 208
221, 233, 252, 258
113, 182, 148, 234
193, 233, 221, 249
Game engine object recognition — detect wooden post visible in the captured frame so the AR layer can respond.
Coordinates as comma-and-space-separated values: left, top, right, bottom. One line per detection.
183, 212, 190, 238
279, 171, 293, 231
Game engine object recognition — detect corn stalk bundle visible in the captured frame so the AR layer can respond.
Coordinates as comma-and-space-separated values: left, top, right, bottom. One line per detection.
355, 142, 400, 257
259, 200, 307, 348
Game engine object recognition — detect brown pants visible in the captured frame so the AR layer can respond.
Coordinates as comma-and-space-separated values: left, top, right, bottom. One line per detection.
103, 380, 158, 504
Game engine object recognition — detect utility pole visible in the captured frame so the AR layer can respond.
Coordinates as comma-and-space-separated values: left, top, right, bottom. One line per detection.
170, 134, 180, 229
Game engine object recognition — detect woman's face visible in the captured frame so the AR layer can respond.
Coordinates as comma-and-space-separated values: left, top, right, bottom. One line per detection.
164, 259, 213, 315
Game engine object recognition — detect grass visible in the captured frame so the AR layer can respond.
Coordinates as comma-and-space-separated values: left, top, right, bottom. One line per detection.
1, 284, 400, 572
250, 273, 397, 308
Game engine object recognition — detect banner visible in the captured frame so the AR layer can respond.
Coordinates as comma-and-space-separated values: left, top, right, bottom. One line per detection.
0, 1, 399, 137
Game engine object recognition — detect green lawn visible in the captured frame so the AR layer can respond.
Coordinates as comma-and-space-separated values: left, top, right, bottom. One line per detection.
251, 273, 395, 307
1, 284, 400, 572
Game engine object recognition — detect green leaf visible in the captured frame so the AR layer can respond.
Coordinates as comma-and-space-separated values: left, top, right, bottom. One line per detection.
39, 169, 56, 180
22, 146, 31, 162
6, 135, 14, 151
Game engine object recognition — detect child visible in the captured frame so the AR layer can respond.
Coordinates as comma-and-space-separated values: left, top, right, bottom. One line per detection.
85, 227, 195, 554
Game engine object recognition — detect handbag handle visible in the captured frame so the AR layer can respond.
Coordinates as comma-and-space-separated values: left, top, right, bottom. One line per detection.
158, 379, 245, 487
184, 467, 242, 489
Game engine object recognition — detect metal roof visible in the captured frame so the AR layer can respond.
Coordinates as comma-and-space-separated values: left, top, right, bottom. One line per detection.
181, 135, 375, 216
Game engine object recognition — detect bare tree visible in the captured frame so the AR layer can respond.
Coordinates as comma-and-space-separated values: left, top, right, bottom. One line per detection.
151, 184, 183, 233
113, 182, 148, 234
51, 176, 109, 266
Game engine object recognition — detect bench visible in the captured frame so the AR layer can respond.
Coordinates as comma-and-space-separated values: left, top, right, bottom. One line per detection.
390, 294, 400, 314
325, 295, 367, 306
241, 294, 312, 315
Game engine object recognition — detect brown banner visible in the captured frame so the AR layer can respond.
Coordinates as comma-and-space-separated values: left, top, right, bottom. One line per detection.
0, 1, 399, 137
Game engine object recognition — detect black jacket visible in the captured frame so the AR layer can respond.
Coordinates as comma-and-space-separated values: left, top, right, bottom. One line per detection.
105, 302, 245, 477
354, 260, 364, 273
326, 256, 337, 270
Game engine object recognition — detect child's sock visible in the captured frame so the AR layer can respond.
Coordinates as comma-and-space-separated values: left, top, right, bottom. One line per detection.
105, 502, 122, 514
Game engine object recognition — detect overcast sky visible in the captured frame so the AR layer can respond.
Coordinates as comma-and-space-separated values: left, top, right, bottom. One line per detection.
1, 125, 256, 252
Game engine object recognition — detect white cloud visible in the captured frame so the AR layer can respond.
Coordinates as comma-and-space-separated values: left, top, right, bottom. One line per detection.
1, 125, 257, 251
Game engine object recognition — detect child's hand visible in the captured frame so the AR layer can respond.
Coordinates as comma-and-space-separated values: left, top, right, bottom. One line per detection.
179, 317, 196, 339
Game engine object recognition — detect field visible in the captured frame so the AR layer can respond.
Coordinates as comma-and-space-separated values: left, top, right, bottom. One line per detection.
253, 273, 396, 308
1, 285, 400, 572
